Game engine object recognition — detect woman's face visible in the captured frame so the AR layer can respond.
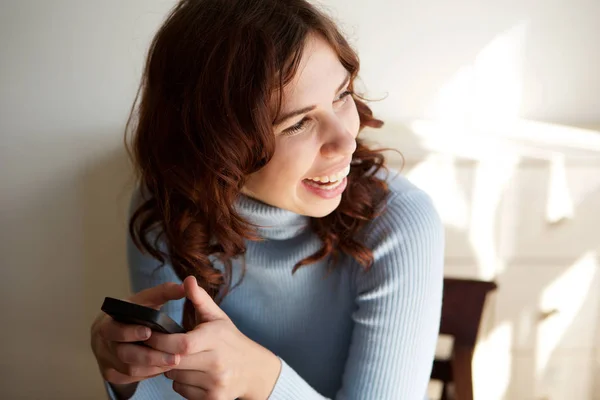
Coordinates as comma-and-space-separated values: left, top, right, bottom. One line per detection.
242, 34, 360, 218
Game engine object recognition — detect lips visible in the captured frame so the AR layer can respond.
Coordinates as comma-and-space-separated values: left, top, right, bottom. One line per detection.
302, 176, 348, 198
305, 162, 352, 184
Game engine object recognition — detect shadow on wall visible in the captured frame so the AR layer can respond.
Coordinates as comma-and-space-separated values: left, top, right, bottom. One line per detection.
79, 142, 136, 397
0, 130, 137, 398
80, 144, 134, 323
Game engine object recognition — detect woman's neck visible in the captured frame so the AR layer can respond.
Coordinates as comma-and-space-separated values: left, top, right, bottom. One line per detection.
235, 194, 310, 240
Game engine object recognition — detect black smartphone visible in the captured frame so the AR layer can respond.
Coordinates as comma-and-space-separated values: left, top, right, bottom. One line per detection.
101, 297, 186, 334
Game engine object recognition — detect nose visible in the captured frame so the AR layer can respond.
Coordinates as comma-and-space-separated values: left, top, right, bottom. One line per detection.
320, 119, 357, 159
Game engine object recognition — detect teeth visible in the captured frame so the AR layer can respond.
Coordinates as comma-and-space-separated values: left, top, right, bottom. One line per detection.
307, 164, 350, 183
304, 179, 345, 191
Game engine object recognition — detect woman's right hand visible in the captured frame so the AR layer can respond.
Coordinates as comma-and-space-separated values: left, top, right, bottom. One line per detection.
91, 282, 186, 386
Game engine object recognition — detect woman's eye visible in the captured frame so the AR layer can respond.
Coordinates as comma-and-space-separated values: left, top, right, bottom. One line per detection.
280, 91, 353, 136
282, 117, 309, 136
337, 90, 353, 102
334, 90, 353, 108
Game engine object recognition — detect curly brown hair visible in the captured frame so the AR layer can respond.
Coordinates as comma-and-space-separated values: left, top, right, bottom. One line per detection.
125, 0, 391, 330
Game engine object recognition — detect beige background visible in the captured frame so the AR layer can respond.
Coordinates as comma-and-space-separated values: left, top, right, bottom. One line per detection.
1, 0, 598, 398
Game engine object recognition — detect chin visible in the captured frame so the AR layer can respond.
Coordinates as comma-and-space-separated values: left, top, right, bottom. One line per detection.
300, 197, 343, 218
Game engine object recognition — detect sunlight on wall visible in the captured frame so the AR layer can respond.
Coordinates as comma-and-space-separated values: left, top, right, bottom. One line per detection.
398, 18, 600, 400
408, 18, 600, 282
405, 154, 469, 230
427, 21, 528, 128
407, 23, 533, 280
491, 120, 600, 153
473, 321, 513, 400
536, 252, 598, 374
468, 157, 518, 278
546, 154, 574, 223
409, 119, 518, 160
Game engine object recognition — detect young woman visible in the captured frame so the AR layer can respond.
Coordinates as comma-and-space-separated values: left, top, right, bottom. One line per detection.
90, 0, 444, 399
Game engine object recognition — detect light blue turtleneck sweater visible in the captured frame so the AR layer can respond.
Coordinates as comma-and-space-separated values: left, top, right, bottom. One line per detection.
104, 170, 444, 399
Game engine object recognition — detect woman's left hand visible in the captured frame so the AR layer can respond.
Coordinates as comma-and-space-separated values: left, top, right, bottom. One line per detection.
144, 276, 281, 400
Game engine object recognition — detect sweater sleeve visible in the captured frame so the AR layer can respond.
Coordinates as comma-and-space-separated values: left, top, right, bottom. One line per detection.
267, 188, 444, 400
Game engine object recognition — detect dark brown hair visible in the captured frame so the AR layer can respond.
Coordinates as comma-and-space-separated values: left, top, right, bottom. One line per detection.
125, 0, 390, 330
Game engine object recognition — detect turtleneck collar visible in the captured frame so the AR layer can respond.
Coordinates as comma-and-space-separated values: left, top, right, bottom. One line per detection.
234, 194, 311, 240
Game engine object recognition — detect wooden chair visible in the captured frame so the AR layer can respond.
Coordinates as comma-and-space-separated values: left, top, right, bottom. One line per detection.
430, 278, 498, 400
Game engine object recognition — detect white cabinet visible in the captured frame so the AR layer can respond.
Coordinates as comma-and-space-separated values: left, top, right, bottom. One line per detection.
499, 166, 600, 262
369, 121, 600, 400
508, 351, 595, 400
494, 262, 600, 399
495, 262, 600, 352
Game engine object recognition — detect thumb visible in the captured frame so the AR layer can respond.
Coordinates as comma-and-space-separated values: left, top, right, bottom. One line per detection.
128, 282, 185, 309
183, 275, 228, 323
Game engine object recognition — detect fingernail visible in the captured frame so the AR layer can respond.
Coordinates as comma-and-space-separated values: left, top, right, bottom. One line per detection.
138, 327, 151, 339
165, 354, 178, 365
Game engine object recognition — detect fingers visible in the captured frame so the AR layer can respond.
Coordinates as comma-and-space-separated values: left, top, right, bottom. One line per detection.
103, 343, 179, 384
144, 331, 198, 355
183, 276, 228, 322
171, 381, 209, 399
104, 365, 173, 385
129, 281, 186, 309
164, 369, 209, 386
99, 318, 152, 343
114, 342, 180, 368
99, 333, 181, 385
144, 328, 212, 356
94, 281, 187, 386
171, 350, 218, 371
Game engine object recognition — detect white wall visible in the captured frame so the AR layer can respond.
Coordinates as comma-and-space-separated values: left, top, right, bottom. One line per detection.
330, 0, 600, 124
0, 0, 598, 398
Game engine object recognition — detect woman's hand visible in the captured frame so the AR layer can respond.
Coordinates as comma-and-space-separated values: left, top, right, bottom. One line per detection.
90, 282, 186, 386
146, 276, 282, 400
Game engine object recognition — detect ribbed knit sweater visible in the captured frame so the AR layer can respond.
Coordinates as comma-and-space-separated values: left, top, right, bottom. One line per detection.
104, 170, 444, 399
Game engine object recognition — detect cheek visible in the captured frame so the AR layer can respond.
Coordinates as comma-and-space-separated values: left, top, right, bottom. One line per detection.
270, 145, 312, 183
247, 143, 313, 191
345, 99, 360, 135
245, 165, 280, 192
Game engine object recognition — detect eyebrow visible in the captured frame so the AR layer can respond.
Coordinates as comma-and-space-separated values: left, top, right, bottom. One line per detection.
273, 72, 351, 126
